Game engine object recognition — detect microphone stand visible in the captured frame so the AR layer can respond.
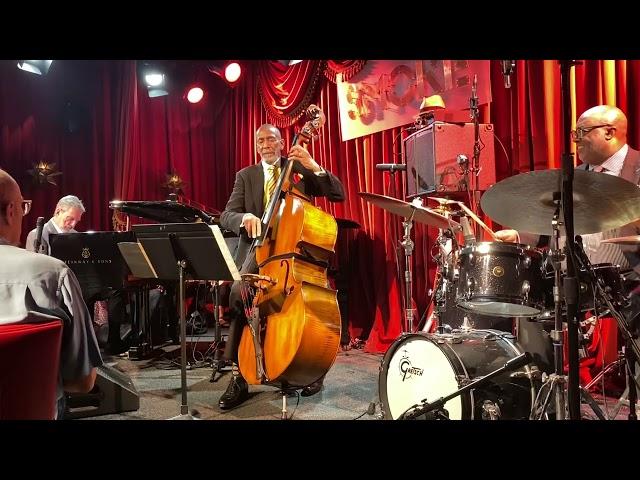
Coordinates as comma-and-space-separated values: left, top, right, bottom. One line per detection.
399, 352, 531, 420
469, 74, 482, 238
379, 158, 414, 334
559, 60, 581, 419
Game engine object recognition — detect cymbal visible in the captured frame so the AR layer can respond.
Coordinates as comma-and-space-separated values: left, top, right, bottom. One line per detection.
602, 236, 640, 245
359, 192, 460, 230
481, 169, 640, 235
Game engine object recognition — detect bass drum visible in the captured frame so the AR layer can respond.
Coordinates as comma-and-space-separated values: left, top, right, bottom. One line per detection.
379, 330, 536, 420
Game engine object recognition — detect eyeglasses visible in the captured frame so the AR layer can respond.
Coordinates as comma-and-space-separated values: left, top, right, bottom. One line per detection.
570, 124, 613, 142
21, 200, 32, 215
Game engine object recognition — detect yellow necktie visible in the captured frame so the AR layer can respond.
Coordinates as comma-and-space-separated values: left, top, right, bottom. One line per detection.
264, 165, 280, 207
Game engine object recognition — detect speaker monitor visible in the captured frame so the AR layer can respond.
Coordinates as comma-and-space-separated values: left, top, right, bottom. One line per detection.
64, 364, 140, 419
404, 122, 497, 198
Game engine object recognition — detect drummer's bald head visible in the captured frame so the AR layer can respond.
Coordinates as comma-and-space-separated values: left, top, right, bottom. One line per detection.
579, 105, 628, 140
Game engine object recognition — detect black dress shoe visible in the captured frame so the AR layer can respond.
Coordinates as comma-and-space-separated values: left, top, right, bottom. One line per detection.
300, 378, 323, 397
219, 374, 249, 410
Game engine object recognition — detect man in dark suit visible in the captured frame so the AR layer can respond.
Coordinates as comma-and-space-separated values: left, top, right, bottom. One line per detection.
218, 123, 345, 410
26, 195, 84, 254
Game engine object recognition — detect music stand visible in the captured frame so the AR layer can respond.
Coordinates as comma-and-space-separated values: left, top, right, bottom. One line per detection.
130, 223, 240, 420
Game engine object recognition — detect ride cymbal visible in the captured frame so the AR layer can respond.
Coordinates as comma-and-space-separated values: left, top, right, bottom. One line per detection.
480, 169, 640, 235
359, 192, 460, 230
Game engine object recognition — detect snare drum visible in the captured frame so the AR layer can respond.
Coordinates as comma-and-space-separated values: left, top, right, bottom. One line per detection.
378, 329, 536, 420
456, 242, 545, 317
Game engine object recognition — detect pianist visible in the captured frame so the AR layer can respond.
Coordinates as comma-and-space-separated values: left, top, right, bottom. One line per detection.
26, 194, 85, 254
27, 194, 130, 354
0, 169, 102, 419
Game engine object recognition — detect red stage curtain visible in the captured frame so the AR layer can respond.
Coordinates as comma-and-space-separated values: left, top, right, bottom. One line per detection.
256, 60, 324, 127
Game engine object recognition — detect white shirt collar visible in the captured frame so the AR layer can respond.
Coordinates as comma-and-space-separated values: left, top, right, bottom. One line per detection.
51, 218, 64, 234
261, 158, 280, 175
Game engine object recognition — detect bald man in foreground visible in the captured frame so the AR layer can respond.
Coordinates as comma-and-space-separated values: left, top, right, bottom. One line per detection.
0, 169, 103, 419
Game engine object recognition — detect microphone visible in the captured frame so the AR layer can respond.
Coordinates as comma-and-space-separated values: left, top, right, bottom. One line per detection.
469, 75, 478, 119
501, 60, 516, 89
376, 163, 407, 172
460, 216, 476, 245
504, 351, 532, 371
34, 216, 45, 253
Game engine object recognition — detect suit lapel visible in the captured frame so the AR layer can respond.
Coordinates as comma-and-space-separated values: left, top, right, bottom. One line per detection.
250, 163, 265, 217
620, 147, 640, 185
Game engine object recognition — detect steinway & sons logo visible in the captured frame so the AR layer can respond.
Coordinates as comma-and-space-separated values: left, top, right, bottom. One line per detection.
65, 246, 113, 265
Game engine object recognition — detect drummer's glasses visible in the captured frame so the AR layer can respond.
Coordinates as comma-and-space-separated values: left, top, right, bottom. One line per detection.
570, 124, 613, 142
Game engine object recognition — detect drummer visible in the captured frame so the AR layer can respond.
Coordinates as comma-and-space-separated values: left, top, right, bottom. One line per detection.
494, 104, 640, 383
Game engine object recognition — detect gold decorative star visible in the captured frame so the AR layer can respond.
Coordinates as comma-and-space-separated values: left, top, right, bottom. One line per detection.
27, 161, 63, 186
162, 172, 186, 193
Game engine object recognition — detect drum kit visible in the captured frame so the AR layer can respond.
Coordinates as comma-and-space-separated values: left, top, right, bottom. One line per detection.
361, 168, 640, 420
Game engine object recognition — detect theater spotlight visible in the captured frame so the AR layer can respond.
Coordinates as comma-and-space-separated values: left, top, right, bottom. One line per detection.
186, 86, 204, 104
140, 61, 170, 98
17, 60, 53, 76
208, 61, 242, 86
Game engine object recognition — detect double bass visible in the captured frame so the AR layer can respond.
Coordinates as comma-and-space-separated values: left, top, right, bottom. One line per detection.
237, 105, 341, 389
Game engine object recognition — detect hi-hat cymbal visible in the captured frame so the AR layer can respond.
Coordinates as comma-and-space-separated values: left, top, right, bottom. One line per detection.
481, 169, 640, 235
428, 196, 460, 206
602, 236, 640, 245
359, 192, 460, 230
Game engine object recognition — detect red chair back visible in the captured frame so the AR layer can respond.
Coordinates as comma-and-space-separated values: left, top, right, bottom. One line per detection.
0, 319, 63, 420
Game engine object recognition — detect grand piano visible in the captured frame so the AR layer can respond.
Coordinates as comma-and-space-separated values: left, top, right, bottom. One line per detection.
49, 199, 226, 360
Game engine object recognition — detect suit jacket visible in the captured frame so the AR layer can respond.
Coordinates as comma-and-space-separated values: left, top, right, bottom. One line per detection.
25, 219, 77, 255
611, 147, 640, 274
220, 157, 345, 267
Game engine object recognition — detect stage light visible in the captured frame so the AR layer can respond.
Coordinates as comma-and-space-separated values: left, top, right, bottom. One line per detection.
224, 62, 241, 83
17, 60, 53, 76
208, 61, 242, 86
186, 86, 204, 104
141, 63, 169, 98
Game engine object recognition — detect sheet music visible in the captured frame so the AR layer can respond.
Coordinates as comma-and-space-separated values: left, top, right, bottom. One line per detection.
209, 225, 241, 281
117, 242, 158, 279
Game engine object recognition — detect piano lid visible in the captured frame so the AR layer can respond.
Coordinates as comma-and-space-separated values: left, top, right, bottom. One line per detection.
109, 200, 219, 225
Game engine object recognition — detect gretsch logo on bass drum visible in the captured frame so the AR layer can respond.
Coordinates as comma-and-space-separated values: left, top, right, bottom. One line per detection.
399, 350, 423, 381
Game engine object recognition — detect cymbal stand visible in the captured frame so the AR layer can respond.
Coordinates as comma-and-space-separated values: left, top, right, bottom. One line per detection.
429, 226, 457, 333
533, 208, 608, 420
400, 210, 417, 334
548, 202, 567, 419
